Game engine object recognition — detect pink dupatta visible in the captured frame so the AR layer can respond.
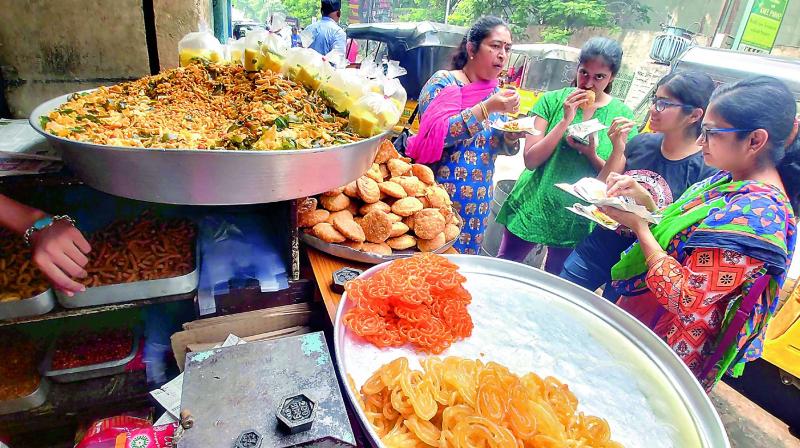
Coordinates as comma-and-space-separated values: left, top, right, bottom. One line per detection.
406, 78, 498, 164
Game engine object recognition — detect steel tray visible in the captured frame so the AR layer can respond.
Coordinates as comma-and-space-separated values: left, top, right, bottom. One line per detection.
0, 377, 50, 415
41, 334, 139, 383
29, 91, 388, 205
55, 267, 198, 309
334, 255, 730, 448
0, 289, 56, 320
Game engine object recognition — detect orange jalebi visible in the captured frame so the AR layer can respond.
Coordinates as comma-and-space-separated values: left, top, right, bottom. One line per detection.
353, 357, 624, 448
342, 253, 473, 354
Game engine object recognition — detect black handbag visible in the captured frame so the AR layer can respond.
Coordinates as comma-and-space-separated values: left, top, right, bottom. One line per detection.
391, 103, 419, 158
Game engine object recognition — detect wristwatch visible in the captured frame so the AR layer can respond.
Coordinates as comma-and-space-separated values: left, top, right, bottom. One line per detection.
23, 215, 76, 246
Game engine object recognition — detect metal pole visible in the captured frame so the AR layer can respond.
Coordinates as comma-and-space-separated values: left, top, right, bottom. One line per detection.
445, 0, 451, 23
731, 0, 756, 50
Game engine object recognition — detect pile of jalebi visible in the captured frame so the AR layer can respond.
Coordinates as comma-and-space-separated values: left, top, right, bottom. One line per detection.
342, 253, 472, 354
351, 357, 622, 448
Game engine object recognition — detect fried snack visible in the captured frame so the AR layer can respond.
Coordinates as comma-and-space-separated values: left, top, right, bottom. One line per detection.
346, 201, 360, 216
80, 214, 196, 287
326, 209, 354, 225
43, 64, 360, 150
298, 209, 330, 228
445, 224, 460, 242
394, 176, 425, 197
362, 210, 393, 243
403, 214, 416, 230
417, 232, 446, 252
375, 139, 400, 164
413, 208, 446, 240
386, 213, 403, 224
312, 222, 347, 243
387, 235, 416, 250
0, 230, 50, 301
426, 185, 452, 209
503, 121, 521, 132
360, 201, 391, 216
378, 181, 407, 199
412, 164, 436, 185
296, 197, 317, 214
387, 159, 412, 178
390, 222, 410, 238
354, 356, 621, 447
439, 205, 455, 223
319, 193, 350, 212
361, 242, 392, 256
379, 164, 390, 180
322, 186, 345, 197
333, 215, 366, 243
592, 208, 617, 227
342, 253, 472, 353
366, 163, 384, 183
357, 176, 381, 204
343, 180, 359, 198
0, 332, 41, 401
581, 89, 596, 110
341, 240, 364, 251
391, 197, 424, 217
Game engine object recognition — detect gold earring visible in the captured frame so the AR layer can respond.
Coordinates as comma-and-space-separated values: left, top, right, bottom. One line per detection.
470, 56, 474, 60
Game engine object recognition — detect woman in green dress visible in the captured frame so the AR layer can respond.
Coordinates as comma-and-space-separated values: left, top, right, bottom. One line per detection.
495, 37, 637, 273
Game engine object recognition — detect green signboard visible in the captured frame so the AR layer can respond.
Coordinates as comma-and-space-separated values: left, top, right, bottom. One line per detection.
738, 0, 789, 52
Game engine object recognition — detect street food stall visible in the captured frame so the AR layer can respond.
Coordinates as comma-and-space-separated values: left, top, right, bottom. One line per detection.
506, 43, 581, 115
0, 24, 733, 448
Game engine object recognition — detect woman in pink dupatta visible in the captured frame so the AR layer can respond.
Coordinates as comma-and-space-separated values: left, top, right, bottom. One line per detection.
406, 16, 522, 253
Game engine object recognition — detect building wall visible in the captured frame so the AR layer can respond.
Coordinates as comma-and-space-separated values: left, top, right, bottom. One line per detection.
154, 0, 214, 69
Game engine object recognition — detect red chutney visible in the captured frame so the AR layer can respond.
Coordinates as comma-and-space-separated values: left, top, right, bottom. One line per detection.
52, 328, 133, 370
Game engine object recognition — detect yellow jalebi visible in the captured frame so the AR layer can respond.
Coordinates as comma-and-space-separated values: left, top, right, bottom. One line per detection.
352, 357, 623, 448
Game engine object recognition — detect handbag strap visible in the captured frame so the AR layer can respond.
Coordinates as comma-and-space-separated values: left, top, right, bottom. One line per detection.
699, 273, 772, 380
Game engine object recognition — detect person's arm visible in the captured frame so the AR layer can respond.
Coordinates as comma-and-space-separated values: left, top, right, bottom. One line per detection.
333, 29, 347, 56
645, 248, 764, 314
0, 194, 90, 295
523, 89, 587, 170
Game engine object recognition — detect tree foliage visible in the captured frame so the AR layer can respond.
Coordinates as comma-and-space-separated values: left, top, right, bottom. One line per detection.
233, 0, 351, 27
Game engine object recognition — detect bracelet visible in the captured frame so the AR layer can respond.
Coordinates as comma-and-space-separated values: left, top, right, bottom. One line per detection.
24, 215, 76, 246
645, 250, 667, 265
479, 101, 489, 123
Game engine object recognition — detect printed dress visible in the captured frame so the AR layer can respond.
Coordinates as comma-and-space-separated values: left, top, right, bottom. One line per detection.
417, 71, 515, 254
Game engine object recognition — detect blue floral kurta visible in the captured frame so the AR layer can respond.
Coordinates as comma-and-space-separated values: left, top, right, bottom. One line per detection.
417, 70, 514, 254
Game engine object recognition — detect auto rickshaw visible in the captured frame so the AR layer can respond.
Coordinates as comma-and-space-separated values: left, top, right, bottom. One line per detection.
345, 22, 467, 133
505, 44, 580, 116
634, 46, 800, 387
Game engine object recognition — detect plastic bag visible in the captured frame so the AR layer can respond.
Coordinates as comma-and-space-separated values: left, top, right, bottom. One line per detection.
319, 67, 366, 113
242, 29, 269, 72
349, 91, 403, 137
280, 47, 340, 91
226, 38, 245, 66
178, 21, 224, 67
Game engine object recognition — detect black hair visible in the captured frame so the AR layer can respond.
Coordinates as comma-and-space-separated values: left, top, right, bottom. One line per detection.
578, 37, 623, 94
321, 0, 341, 16
656, 71, 716, 137
710, 76, 800, 211
451, 16, 508, 70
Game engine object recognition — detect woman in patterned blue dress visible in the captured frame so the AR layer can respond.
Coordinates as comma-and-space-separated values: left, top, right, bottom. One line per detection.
408, 16, 521, 254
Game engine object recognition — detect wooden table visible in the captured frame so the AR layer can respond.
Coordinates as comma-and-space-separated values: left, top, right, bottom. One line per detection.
305, 246, 459, 323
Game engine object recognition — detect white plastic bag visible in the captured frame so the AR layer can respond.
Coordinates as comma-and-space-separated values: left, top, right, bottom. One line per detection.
349, 92, 403, 137
178, 21, 224, 67
280, 47, 339, 90
226, 38, 245, 66
319, 67, 367, 113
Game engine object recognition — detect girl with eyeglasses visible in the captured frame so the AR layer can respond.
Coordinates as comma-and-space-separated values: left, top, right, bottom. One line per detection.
600, 76, 799, 391
559, 71, 718, 300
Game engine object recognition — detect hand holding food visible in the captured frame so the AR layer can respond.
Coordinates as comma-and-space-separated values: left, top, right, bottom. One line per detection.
580, 89, 596, 110
29, 220, 91, 296
562, 90, 589, 123
606, 173, 656, 210
565, 133, 597, 156
486, 89, 520, 115
599, 205, 648, 234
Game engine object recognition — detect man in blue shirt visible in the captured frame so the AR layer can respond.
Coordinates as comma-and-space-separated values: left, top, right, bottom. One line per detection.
305, 0, 347, 56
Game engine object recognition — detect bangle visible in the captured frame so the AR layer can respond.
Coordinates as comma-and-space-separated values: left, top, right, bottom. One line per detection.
479, 101, 489, 123
23, 215, 76, 246
645, 251, 666, 265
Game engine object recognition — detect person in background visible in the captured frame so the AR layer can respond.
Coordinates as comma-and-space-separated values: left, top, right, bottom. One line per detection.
291, 26, 302, 48
306, 0, 347, 56
603, 76, 798, 390
0, 194, 91, 296
559, 71, 718, 300
494, 37, 637, 273
406, 16, 522, 254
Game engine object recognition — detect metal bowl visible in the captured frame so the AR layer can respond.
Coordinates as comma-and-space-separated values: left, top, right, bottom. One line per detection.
29, 92, 388, 205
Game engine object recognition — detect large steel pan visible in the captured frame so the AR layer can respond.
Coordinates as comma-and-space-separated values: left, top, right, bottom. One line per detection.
30, 92, 387, 205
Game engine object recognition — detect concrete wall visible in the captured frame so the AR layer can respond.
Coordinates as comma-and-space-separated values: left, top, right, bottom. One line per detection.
154, 0, 213, 69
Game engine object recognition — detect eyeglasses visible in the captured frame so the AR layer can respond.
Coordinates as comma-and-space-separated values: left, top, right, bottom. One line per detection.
650, 97, 693, 113
699, 126, 756, 142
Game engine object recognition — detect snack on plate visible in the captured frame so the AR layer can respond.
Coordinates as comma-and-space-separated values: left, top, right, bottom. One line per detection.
51, 328, 133, 370
581, 89, 596, 110
591, 208, 617, 228
299, 140, 462, 256
352, 357, 621, 447
342, 253, 473, 354
81, 213, 195, 287
503, 121, 521, 132
0, 229, 50, 302
42, 64, 360, 151
0, 332, 42, 401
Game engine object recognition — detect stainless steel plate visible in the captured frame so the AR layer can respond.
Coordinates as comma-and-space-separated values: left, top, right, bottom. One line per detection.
41, 335, 139, 383
300, 233, 457, 265
334, 255, 729, 448
55, 267, 198, 309
0, 289, 56, 321
0, 378, 49, 415
30, 92, 387, 205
